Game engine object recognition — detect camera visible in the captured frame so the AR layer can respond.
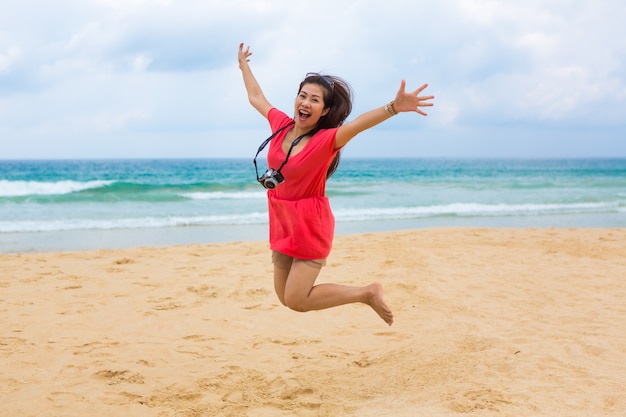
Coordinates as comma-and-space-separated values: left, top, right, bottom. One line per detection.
258, 168, 284, 189
254, 124, 309, 190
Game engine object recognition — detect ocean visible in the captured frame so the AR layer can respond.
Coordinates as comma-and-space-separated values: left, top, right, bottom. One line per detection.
1, 158, 625, 253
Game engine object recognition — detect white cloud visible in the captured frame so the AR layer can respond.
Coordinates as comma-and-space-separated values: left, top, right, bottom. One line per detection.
92, 109, 149, 131
0, 0, 625, 158
0, 46, 21, 72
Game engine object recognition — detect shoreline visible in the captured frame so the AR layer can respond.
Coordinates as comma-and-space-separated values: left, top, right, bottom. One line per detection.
2, 228, 625, 416
2, 211, 625, 254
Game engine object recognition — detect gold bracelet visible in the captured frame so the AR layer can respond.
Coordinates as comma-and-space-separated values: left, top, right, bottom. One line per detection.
389, 100, 397, 115
384, 101, 397, 116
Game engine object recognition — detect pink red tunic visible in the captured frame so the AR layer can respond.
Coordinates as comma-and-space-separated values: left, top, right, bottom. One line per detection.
266, 108, 341, 259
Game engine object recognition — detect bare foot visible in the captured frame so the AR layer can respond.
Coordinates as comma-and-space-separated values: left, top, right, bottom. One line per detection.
366, 283, 394, 326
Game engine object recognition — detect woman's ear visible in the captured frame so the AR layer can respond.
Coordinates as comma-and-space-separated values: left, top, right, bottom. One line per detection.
322, 107, 330, 117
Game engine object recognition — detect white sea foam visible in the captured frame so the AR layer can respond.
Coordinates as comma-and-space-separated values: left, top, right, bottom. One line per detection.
333, 201, 619, 222
1, 201, 620, 233
0, 212, 268, 233
0, 180, 114, 197
181, 191, 266, 200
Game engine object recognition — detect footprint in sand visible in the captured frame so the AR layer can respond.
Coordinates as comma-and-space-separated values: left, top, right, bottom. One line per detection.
447, 389, 514, 413
93, 369, 145, 385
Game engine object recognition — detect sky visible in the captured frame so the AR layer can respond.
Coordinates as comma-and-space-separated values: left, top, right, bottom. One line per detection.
1, 0, 625, 159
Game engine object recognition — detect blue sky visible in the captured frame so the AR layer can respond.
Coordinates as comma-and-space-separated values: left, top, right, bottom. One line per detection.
1, 0, 625, 159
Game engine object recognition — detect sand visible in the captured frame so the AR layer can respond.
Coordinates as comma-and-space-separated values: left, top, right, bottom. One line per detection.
1, 228, 625, 417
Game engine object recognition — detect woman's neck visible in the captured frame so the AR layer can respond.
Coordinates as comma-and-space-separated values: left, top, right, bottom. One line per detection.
290, 123, 316, 139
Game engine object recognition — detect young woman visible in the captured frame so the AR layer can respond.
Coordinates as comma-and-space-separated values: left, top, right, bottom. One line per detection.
238, 42, 434, 326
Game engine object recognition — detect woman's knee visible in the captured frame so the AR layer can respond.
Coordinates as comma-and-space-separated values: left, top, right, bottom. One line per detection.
281, 260, 321, 312
283, 293, 310, 312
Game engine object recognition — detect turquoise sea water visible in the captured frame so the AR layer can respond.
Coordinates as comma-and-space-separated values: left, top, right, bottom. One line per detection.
1, 158, 625, 253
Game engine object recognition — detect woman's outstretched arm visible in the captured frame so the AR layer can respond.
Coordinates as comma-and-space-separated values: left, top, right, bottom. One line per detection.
238, 43, 273, 118
335, 80, 434, 149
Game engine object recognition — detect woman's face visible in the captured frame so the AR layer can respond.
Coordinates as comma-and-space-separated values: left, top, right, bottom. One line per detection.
294, 83, 329, 129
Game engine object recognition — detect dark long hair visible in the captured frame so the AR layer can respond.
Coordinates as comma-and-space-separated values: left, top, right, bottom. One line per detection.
299, 73, 353, 178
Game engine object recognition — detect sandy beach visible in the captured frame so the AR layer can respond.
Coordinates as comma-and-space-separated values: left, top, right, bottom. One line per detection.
1, 228, 625, 416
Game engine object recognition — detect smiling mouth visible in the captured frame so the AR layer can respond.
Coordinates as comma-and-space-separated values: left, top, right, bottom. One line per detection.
298, 110, 311, 120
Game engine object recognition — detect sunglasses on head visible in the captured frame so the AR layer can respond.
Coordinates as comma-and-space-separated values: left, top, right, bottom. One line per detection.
305, 72, 334, 92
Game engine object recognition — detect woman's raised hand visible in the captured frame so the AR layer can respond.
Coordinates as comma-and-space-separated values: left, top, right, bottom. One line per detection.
393, 80, 434, 116
238, 43, 253, 68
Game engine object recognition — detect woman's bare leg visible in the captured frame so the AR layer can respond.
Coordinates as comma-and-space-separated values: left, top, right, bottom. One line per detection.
273, 264, 291, 306
283, 261, 393, 325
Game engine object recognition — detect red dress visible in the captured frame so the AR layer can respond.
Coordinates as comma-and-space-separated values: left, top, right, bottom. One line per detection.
266, 108, 341, 259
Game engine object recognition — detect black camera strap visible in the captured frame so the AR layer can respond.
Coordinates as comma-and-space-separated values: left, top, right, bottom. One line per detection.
253, 122, 314, 181
253, 123, 292, 181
